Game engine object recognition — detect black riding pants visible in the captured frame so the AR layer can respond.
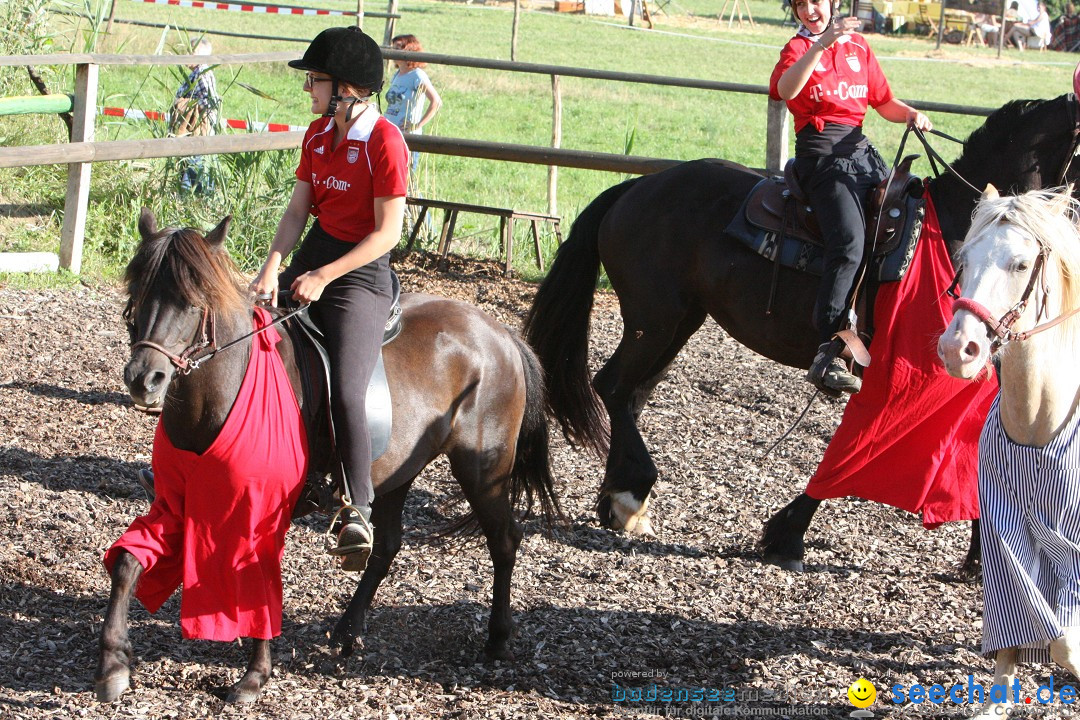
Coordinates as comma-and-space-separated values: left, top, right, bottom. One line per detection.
793, 144, 887, 344
279, 221, 392, 508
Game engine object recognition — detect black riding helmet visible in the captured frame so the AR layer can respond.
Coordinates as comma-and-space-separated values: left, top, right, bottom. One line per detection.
289, 26, 383, 118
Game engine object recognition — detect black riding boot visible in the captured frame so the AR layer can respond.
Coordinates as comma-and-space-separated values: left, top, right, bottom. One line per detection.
329, 504, 373, 573
806, 340, 862, 396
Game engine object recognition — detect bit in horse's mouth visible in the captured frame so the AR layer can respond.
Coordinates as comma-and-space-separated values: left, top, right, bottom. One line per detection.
131, 402, 163, 415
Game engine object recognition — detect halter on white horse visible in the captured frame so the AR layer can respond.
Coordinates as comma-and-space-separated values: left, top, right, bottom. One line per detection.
938, 185, 1080, 382
945, 186, 1080, 350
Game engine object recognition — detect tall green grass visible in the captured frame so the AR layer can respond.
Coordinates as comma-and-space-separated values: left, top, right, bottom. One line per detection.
1, 0, 1077, 282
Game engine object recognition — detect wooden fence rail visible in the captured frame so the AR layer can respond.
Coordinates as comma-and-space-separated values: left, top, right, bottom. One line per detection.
1, 51, 995, 273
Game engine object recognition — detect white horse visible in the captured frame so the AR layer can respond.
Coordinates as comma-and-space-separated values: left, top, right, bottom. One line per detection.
938, 185, 1080, 719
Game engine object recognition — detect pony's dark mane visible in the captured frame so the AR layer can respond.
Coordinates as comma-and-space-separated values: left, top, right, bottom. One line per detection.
953, 96, 1062, 178
124, 227, 246, 314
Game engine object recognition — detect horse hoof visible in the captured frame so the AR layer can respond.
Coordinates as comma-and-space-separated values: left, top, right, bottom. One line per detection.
95, 669, 130, 702
596, 495, 614, 527
484, 645, 515, 663
761, 552, 804, 573
607, 491, 655, 536
331, 627, 358, 657
226, 685, 262, 704
627, 515, 656, 537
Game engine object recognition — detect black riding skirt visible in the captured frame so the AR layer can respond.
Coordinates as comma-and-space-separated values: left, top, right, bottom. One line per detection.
791, 141, 888, 342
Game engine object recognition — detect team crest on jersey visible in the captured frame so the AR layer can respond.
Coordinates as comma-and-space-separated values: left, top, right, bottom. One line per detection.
846, 53, 860, 72
347, 146, 359, 164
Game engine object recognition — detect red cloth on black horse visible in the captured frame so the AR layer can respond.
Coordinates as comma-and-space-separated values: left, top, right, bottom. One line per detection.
804, 195, 997, 528
104, 308, 307, 641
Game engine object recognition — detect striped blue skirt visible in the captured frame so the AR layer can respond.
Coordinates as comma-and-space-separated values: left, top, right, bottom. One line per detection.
979, 395, 1080, 662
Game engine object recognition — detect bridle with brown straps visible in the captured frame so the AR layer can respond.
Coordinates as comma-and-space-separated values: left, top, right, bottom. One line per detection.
123, 298, 308, 375
946, 234, 1080, 353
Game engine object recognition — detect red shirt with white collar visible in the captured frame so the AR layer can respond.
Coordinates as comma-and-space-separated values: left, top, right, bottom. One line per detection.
296, 109, 409, 244
768, 32, 893, 134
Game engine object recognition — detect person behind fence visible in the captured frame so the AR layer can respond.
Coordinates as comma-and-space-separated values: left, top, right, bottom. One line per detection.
1049, 2, 1080, 49
769, 0, 932, 396
1009, 0, 1051, 49
250, 26, 409, 572
1050, 0, 1075, 30
976, 13, 1002, 46
385, 34, 442, 174
170, 37, 220, 194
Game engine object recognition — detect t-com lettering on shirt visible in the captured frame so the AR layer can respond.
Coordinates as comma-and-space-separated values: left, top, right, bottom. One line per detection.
768, 33, 893, 133
296, 111, 410, 243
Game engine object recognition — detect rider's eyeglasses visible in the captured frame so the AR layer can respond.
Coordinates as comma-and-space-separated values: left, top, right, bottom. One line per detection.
303, 73, 332, 89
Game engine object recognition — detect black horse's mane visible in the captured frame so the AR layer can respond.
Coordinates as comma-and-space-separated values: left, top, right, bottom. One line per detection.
124, 226, 246, 315
952, 95, 1065, 178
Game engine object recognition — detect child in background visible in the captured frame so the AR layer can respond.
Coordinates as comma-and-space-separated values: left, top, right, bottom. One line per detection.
384, 34, 442, 173
172, 37, 220, 194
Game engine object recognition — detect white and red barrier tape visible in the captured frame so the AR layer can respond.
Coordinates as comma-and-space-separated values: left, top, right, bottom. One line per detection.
132, 0, 358, 16
101, 106, 305, 133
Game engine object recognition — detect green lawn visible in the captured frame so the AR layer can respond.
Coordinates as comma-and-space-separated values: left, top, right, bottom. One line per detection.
1, 0, 1077, 279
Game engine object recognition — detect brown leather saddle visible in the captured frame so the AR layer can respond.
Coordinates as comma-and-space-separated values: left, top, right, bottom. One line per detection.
745, 154, 923, 257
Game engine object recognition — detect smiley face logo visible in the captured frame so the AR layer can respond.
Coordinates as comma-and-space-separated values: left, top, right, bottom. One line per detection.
847, 678, 876, 708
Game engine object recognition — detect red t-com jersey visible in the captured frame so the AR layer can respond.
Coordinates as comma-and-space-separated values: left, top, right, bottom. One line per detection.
768, 33, 893, 134
296, 110, 409, 243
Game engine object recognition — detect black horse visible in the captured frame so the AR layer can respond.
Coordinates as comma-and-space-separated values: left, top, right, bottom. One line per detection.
523, 92, 1080, 570
97, 210, 561, 703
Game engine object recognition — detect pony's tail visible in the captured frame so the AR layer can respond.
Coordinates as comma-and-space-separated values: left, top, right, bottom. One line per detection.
522, 177, 639, 457
508, 333, 563, 528
437, 333, 563, 538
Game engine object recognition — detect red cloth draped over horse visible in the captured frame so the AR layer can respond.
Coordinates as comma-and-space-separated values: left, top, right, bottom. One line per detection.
104, 308, 307, 640
805, 195, 997, 527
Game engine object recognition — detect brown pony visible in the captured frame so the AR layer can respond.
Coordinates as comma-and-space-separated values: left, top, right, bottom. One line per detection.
96, 209, 560, 703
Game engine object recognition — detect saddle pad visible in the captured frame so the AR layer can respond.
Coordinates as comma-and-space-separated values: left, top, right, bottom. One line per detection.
291, 315, 392, 463
725, 206, 825, 275
724, 181, 926, 283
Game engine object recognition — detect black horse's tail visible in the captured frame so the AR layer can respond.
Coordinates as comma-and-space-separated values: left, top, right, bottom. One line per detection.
508, 333, 563, 526
522, 177, 639, 457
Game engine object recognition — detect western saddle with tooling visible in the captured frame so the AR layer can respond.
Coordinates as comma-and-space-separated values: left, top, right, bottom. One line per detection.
726, 153, 926, 371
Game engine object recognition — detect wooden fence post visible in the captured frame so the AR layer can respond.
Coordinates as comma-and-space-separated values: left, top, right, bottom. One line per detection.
511, 0, 521, 61
59, 62, 98, 274
383, 0, 399, 45
997, 0, 1007, 59
549, 74, 561, 216
356, 0, 365, 28
106, 0, 119, 35
765, 98, 788, 175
